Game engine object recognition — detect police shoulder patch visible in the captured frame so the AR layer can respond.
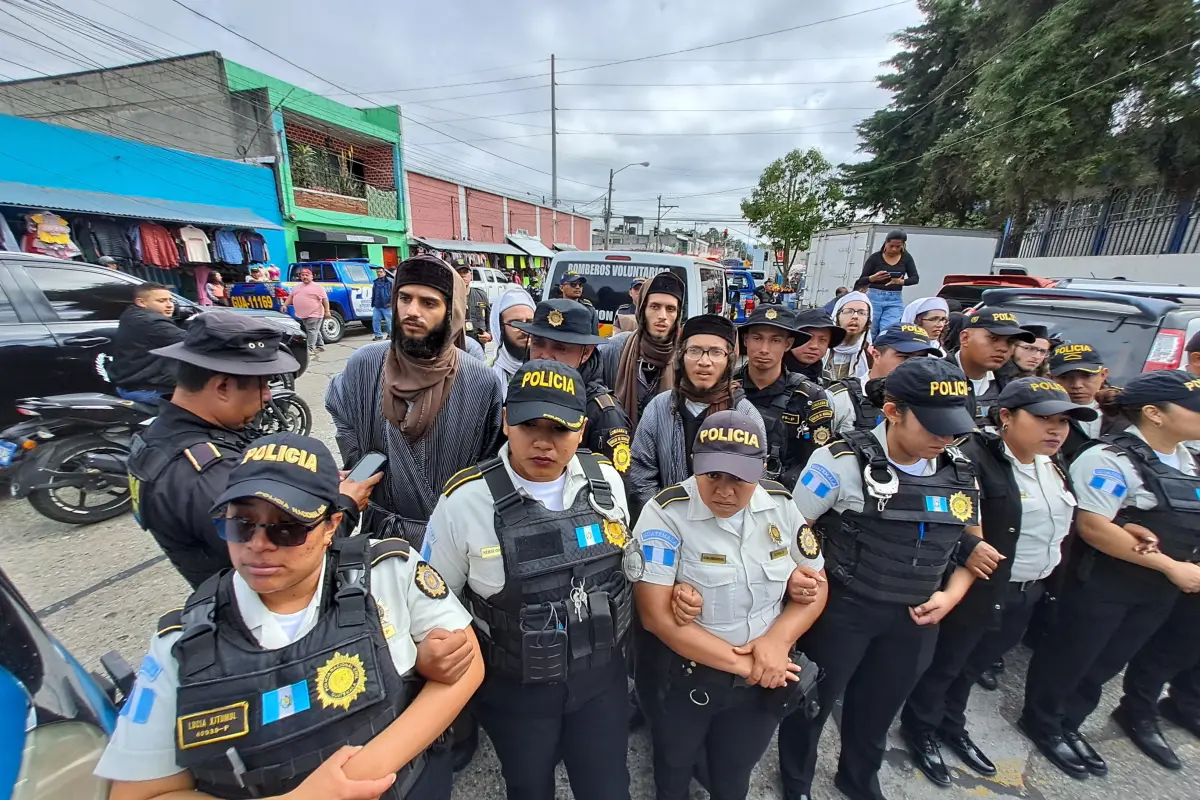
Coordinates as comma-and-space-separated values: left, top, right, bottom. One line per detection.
759, 478, 792, 498
156, 607, 184, 637
414, 562, 449, 599
653, 484, 690, 507
442, 466, 483, 496
369, 539, 411, 566
182, 442, 223, 472
798, 525, 822, 559
591, 393, 615, 410
828, 439, 855, 458
828, 384, 849, 396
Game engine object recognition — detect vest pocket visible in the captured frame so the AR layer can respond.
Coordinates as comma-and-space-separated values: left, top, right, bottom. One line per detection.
679, 561, 737, 625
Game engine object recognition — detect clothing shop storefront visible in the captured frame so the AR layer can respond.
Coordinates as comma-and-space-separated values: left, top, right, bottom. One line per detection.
408, 236, 526, 271
506, 232, 555, 294
0, 114, 286, 303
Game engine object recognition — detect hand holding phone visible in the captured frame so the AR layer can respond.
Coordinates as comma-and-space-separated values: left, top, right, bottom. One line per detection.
340, 452, 387, 510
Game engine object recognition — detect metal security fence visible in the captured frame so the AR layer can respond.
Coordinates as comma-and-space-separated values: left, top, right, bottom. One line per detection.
1017, 187, 1200, 258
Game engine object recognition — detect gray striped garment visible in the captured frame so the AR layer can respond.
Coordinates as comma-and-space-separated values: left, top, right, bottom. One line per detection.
628, 391, 766, 516
325, 342, 504, 548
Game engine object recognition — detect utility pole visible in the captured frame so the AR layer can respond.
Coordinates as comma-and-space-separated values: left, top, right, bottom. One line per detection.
655, 194, 676, 252
603, 167, 614, 250
550, 54, 557, 210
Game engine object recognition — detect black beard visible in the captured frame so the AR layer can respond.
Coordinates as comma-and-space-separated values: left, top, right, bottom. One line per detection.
502, 332, 528, 361
393, 315, 449, 360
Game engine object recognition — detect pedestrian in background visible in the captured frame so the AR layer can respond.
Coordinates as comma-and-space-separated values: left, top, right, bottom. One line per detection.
283, 266, 330, 359
371, 266, 394, 341
821, 286, 849, 315
205, 272, 229, 306
601, 271, 686, 426
456, 260, 492, 346
110, 282, 184, 406
489, 285, 536, 395
859, 229, 918, 336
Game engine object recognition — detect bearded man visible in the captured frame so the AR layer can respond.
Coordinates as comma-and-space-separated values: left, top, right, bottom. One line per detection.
489, 285, 536, 396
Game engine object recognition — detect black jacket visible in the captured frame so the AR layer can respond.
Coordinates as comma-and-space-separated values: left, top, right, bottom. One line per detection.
109, 306, 186, 390
859, 250, 918, 292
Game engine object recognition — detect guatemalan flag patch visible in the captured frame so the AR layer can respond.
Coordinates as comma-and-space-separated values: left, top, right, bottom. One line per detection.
1088, 469, 1127, 498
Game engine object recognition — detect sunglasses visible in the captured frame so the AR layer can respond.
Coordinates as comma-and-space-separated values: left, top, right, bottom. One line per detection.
214, 515, 327, 547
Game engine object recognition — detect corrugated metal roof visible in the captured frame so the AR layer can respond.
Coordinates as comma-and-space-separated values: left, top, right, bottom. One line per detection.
506, 233, 555, 259
411, 236, 524, 256
553, 242, 579, 251
0, 181, 283, 230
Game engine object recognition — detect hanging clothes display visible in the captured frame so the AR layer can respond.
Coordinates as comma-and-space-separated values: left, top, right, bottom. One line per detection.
178, 226, 213, 263
192, 265, 213, 306
213, 228, 244, 265
238, 230, 269, 263
137, 222, 179, 268
128, 224, 144, 262
75, 218, 135, 264
23, 212, 82, 259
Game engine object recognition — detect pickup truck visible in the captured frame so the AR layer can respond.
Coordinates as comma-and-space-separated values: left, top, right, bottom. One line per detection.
725, 268, 759, 323
229, 259, 382, 342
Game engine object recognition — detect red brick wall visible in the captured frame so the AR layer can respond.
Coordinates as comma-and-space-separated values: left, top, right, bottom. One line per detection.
572, 216, 591, 250
284, 121, 395, 189
407, 172, 460, 239
539, 208, 554, 249
465, 189, 504, 243
294, 188, 368, 215
507, 199, 538, 236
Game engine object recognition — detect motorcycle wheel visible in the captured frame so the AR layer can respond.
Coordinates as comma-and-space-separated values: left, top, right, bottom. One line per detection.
255, 395, 313, 437
27, 436, 131, 525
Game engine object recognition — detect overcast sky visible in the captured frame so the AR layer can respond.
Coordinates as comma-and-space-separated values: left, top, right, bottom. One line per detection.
0, 0, 922, 241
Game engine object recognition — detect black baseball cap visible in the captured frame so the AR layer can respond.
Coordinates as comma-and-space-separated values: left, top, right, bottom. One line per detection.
1048, 342, 1106, 376
692, 410, 767, 483
630, 277, 646, 289
559, 271, 587, 286
211, 433, 340, 522
793, 308, 846, 348
506, 359, 587, 430
997, 377, 1099, 421
964, 310, 1036, 342
1117, 371, 1200, 412
152, 311, 300, 377
885, 358, 977, 436
874, 324, 940, 355
512, 299, 605, 345
1187, 330, 1200, 354
738, 305, 809, 344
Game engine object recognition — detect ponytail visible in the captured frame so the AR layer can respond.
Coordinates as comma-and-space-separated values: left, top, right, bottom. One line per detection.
1096, 386, 1170, 426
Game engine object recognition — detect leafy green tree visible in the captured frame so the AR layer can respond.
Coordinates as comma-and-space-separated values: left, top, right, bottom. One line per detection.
741, 148, 847, 273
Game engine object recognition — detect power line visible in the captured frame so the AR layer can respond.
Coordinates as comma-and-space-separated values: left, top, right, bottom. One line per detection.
556, 106, 880, 113
557, 80, 877, 87
556, 55, 886, 63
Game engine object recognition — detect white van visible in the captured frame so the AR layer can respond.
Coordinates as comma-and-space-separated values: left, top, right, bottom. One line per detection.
544, 251, 728, 337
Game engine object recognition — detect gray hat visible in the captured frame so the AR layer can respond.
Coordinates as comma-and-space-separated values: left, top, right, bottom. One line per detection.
692, 410, 767, 483
152, 311, 300, 376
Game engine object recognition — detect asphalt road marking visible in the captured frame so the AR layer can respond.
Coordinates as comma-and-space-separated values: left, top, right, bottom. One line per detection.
35, 554, 167, 618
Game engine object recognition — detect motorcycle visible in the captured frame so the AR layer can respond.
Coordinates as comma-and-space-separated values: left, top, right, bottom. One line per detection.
1, 380, 312, 526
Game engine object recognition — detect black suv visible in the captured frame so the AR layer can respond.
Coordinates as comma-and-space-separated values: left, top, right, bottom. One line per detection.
977, 287, 1200, 377
0, 253, 308, 425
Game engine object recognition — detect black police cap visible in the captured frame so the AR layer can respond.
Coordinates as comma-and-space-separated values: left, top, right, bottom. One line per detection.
152, 311, 299, 377
211, 432, 340, 522
1117, 371, 1200, 413
792, 308, 846, 348
512, 299, 606, 345
964, 310, 1036, 342
1048, 342, 1106, 376
997, 377, 1098, 421
874, 324, 940, 355
885, 358, 977, 437
506, 359, 588, 430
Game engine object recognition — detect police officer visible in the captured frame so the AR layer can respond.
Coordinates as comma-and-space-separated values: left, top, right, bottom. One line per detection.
900, 378, 1095, 785
780, 357, 982, 800
633, 410, 826, 800
513, 298, 634, 473
424, 360, 632, 800
784, 309, 845, 385
947, 310, 1035, 425
557, 270, 600, 334
830, 323, 941, 433
1022, 371, 1200, 777
1048, 342, 1108, 461
455, 259, 491, 346
736, 305, 834, 488
128, 312, 302, 588
96, 432, 484, 800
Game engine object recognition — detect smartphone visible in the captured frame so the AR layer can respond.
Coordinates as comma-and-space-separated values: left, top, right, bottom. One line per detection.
888, 271, 905, 278
345, 451, 387, 483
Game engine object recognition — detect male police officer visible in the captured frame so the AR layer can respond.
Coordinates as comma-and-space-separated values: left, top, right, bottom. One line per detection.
128, 313, 301, 588
424, 360, 632, 800
557, 270, 600, 333
830, 324, 942, 433
514, 298, 634, 473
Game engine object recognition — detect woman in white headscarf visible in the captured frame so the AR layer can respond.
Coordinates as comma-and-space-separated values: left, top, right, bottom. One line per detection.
489, 286, 536, 396
902, 297, 950, 356
827, 291, 873, 381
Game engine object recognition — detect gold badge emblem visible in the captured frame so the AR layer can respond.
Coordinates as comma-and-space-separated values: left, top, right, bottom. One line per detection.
798, 525, 821, 559
415, 562, 448, 599
812, 427, 831, 446
612, 442, 631, 473
765, 308, 778, 320
465, 321, 474, 331
376, 600, 395, 640
603, 519, 627, 548
547, 309, 565, 327
768, 523, 783, 545
315, 652, 367, 711
949, 491, 974, 523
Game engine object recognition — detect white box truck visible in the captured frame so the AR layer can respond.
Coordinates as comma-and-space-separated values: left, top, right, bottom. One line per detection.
804, 224, 1001, 307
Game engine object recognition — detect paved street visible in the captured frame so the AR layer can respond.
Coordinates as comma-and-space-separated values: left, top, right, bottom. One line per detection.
5, 324, 1199, 800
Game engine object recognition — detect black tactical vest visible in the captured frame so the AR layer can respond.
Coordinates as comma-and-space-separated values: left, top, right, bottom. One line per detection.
817, 430, 979, 605
971, 379, 1002, 425
464, 453, 632, 683
829, 377, 883, 432
745, 371, 836, 489
168, 537, 425, 799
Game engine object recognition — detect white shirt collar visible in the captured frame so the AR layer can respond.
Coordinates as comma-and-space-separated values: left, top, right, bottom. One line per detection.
1128, 425, 1196, 471
232, 557, 327, 649
497, 443, 589, 501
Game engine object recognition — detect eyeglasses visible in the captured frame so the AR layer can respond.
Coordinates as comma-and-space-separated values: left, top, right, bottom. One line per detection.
838, 308, 869, 318
214, 516, 327, 547
920, 315, 948, 324
1016, 343, 1050, 357
683, 346, 731, 361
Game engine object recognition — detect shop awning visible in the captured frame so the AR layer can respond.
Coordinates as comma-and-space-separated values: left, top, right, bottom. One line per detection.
411, 236, 524, 256
506, 233, 555, 259
298, 227, 389, 244
553, 242, 579, 251
0, 181, 283, 230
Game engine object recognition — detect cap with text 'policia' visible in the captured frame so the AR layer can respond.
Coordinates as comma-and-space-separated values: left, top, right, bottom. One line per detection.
997, 377, 1099, 421
211, 432, 340, 523
1048, 342, 1106, 376
692, 410, 767, 483
505, 359, 588, 430
511, 299, 605, 345
874, 324, 941, 355
884, 357, 977, 437
1117, 371, 1200, 412
964, 310, 1036, 342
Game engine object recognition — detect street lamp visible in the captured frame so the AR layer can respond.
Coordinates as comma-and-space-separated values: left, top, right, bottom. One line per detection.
603, 161, 650, 250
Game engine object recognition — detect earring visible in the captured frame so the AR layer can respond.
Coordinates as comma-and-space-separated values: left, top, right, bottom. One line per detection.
1001, 423, 1009, 432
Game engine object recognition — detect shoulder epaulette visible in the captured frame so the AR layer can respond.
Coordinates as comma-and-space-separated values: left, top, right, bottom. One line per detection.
828, 439, 855, 458
760, 478, 792, 498
443, 465, 483, 496
590, 450, 614, 468
369, 538, 411, 566
156, 608, 184, 637
828, 384, 849, 396
653, 484, 690, 507
591, 393, 615, 410
182, 442, 223, 472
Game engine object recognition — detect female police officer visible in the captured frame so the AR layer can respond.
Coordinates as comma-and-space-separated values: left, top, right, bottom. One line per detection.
780, 357, 982, 800
423, 360, 633, 800
633, 409, 826, 800
900, 378, 1096, 785
1021, 371, 1200, 778
95, 432, 484, 800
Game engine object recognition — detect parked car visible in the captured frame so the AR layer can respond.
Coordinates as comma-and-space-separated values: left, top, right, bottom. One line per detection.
471, 265, 515, 305
228, 259, 382, 343
0, 252, 308, 426
937, 273, 1059, 309
976, 287, 1200, 377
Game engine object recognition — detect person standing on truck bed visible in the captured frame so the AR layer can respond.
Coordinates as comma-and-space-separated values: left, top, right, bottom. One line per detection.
282, 266, 330, 360
601, 271, 686, 427
860, 229, 919, 337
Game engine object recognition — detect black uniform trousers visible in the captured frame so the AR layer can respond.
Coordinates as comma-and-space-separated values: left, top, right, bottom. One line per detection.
1021, 571, 1177, 737
1120, 591, 1200, 722
474, 658, 630, 800
777, 585, 939, 800
652, 660, 781, 800
903, 581, 1044, 738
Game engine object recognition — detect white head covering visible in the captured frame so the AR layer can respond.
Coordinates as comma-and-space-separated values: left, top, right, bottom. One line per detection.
489, 286, 536, 396
902, 296, 949, 326
827, 291, 873, 380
